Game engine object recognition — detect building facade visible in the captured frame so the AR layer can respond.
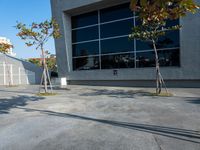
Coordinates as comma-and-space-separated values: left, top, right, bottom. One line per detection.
51, 0, 200, 87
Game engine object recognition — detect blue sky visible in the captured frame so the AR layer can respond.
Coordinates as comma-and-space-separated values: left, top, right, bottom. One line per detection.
0, 0, 55, 59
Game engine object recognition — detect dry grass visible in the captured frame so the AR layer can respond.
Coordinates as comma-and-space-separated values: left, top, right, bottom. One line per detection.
150, 92, 173, 97
36, 92, 58, 97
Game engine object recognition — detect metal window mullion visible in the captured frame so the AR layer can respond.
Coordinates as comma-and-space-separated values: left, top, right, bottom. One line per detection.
73, 54, 100, 59
100, 16, 135, 25
101, 35, 129, 41
101, 51, 135, 56
72, 16, 137, 30
98, 10, 101, 70
72, 24, 98, 30
136, 47, 180, 53
133, 12, 137, 68
72, 39, 99, 45
72, 34, 129, 45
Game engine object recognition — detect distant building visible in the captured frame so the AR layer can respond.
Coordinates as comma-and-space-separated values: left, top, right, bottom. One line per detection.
0, 37, 16, 57
0, 54, 43, 85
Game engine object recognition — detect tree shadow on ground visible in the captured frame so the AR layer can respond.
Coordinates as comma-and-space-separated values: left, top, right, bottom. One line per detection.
79, 89, 153, 99
18, 107, 200, 144
0, 95, 45, 114
185, 98, 200, 105
0, 86, 39, 94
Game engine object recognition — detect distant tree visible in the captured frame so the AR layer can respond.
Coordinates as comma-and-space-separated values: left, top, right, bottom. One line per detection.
27, 58, 41, 67
16, 19, 61, 93
129, 0, 199, 94
28, 52, 57, 72
0, 42, 14, 86
0, 43, 12, 54
46, 58, 57, 73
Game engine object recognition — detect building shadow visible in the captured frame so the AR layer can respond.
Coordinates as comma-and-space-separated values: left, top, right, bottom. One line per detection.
18, 107, 200, 144
0, 89, 37, 94
0, 95, 45, 114
185, 98, 200, 105
79, 88, 200, 100
79, 89, 152, 99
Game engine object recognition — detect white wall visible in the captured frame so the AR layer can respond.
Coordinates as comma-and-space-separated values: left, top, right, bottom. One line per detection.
0, 54, 42, 85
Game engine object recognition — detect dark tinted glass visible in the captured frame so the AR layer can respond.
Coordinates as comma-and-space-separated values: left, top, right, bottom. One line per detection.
135, 17, 142, 26
101, 19, 133, 38
101, 53, 135, 69
158, 49, 180, 66
72, 26, 99, 43
156, 30, 179, 49
72, 41, 99, 57
100, 3, 133, 23
136, 40, 153, 51
101, 37, 134, 54
136, 29, 179, 51
72, 11, 98, 28
166, 19, 179, 27
136, 49, 180, 68
136, 51, 155, 67
73, 56, 100, 70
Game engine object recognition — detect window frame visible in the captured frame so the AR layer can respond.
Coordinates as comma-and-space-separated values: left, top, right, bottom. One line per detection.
71, 3, 181, 71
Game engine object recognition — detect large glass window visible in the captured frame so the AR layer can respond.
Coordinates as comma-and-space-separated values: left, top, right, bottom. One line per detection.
136, 30, 179, 51
73, 56, 100, 70
100, 3, 133, 23
136, 51, 155, 67
136, 49, 180, 68
101, 37, 134, 54
157, 31, 180, 49
101, 53, 135, 69
72, 41, 99, 57
136, 40, 153, 51
72, 26, 99, 43
71, 3, 180, 71
158, 49, 180, 67
101, 19, 133, 38
72, 11, 98, 29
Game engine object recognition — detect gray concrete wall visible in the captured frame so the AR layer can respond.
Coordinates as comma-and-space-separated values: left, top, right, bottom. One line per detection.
51, 0, 200, 87
0, 54, 43, 85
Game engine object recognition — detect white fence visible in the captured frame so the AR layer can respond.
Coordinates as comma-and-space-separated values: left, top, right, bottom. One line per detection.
0, 61, 35, 85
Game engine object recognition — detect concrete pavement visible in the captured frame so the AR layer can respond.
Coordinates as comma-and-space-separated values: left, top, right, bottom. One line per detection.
0, 85, 200, 150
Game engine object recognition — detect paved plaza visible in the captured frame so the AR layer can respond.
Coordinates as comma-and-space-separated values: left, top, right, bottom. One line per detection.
0, 85, 200, 150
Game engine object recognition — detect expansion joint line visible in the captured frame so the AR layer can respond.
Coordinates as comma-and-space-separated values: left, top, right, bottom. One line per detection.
153, 135, 164, 150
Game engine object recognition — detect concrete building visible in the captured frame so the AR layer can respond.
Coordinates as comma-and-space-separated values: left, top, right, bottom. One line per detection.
51, 0, 200, 87
0, 37, 16, 57
0, 54, 42, 85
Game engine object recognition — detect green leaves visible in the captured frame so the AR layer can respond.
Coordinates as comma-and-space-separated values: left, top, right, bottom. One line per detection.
0, 43, 13, 54
130, 0, 138, 10
16, 19, 61, 49
129, 0, 199, 41
130, 0, 199, 20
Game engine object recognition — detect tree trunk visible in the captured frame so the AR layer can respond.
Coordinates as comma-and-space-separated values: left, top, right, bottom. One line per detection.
41, 46, 48, 93
45, 64, 53, 93
152, 40, 162, 94
39, 45, 53, 93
